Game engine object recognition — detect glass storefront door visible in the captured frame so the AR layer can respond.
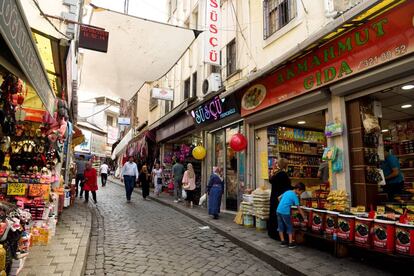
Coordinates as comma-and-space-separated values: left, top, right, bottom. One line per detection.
212, 123, 244, 211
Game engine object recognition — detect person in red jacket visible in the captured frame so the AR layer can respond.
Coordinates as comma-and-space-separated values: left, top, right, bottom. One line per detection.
83, 162, 98, 204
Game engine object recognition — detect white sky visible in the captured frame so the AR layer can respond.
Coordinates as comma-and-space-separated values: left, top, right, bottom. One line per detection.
90, 0, 167, 22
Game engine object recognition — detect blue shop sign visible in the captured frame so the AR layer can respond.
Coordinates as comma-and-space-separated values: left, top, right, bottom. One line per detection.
190, 95, 238, 126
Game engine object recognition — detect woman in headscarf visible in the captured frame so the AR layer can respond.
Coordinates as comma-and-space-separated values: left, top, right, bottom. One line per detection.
182, 163, 196, 208
207, 166, 224, 219
268, 158, 292, 239
139, 164, 150, 200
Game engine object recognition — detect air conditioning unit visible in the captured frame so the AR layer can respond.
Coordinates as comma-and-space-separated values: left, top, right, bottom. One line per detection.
202, 73, 222, 95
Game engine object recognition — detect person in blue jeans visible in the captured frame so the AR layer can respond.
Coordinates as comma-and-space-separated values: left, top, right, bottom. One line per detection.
120, 156, 139, 203
277, 182, 306, 248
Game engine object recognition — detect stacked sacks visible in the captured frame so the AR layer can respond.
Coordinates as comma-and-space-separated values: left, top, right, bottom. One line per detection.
252, 186, 271, 230
241, 194, 254, 227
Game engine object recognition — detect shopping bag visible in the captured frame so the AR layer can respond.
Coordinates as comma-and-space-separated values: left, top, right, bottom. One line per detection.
234, 208, 243, 225
182, 189, 187, 199
199, 193, 207, 206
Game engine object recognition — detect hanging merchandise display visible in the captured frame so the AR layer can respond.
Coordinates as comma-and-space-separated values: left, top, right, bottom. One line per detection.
325, 121, 343, 138
192, 145, 206, 160
0, 71, 70, 274
229, 133, 247, 152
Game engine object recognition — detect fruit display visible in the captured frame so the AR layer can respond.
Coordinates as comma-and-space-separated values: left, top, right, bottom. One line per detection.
326, 190, 350, 212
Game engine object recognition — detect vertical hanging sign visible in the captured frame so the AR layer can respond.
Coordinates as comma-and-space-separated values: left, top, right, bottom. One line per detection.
204, 0, 221, 65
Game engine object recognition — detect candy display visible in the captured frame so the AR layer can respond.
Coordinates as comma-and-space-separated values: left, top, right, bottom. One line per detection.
326, 190, 350, 212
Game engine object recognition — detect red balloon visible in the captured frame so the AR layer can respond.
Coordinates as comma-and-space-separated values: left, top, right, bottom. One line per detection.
229, 133, 247, 152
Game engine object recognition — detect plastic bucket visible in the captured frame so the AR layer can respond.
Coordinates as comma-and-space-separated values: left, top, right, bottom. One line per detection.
355, 217, 374, 248
325, 211, 339, 235
373, 219, 395, 253
311, 209, 326, 234
256, 217, 267, 231
243, 214, 254, 228
395, 222, 414, 256
338, 214, 355, 242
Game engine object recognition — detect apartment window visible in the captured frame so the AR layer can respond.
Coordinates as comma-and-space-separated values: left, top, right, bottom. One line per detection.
210, 65, 220, 74
263, 0, 297, 39
165, 101, 173, 114
226, 39, 237, 77
184, 78, 191, 100
192, 72, 197, 97
107, 115, 114, 126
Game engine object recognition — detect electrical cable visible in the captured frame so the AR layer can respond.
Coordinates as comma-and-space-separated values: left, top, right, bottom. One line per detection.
78, 104, 113, 119
31, 0, 72, 39
230, 0, 257, 68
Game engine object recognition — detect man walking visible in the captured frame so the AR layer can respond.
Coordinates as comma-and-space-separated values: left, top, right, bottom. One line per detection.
121, 156, 139, 203
100, 161, 109, 187
75, 155, 87, 198
172, 157, 185, 203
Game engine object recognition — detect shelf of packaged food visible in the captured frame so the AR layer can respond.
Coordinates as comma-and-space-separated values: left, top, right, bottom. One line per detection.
268, 144, 278, 147
288, 164, 320, 168
290, 177, 320, 180
396, 153, 414, 158
279, 151, 321, 156
277, 138, 325, 145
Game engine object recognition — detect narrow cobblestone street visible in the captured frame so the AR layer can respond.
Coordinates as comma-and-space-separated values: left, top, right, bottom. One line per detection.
85, 184, 281, 276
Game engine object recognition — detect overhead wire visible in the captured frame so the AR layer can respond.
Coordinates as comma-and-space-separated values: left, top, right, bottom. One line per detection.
31, 0, 72, 39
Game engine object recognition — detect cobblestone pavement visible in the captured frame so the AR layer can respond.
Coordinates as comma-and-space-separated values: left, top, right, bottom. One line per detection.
20, 201, 92, 276
108, 177, 395, 276
85, 184, 281, 276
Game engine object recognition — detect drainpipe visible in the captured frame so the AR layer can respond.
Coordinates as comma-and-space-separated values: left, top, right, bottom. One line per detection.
324, 0, 338, 18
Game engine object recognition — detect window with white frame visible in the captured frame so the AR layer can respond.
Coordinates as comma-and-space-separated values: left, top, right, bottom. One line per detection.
226, 39, 237, 77
263, 0, 297, 39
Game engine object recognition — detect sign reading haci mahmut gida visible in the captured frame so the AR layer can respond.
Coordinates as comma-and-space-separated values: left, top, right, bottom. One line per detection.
204, 0, 220, 65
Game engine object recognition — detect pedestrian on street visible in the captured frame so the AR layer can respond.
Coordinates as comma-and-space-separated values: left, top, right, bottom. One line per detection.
268, 158, 292, 240
277, 183, 306, 249
100, 161, 109, 187
152, 162, 163, 196
207, 166, 224, 219
139, 164, 151, 200
182, 163, 196, 208
121, 156, 139, 203
75, 155, 87, 198
172, 157, 185, 203
83, 162, 98, 204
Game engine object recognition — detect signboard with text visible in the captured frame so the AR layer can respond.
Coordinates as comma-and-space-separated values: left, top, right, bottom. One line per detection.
190, 95, 238, 126
79, 25, 109, 53
152, 88, 174, 101
240, 1, 414, 116
204, 0, 221, 65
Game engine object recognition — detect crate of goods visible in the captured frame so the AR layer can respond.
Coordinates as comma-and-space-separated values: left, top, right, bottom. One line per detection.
252, 187, 271, 219
337, 214, 355, 242
395, 222, 414, 256
355, 216, 374, 248
373, 218, 396, 253
311, 209, 326, 234
243, 214, 254, 228
325, 211, 339, 236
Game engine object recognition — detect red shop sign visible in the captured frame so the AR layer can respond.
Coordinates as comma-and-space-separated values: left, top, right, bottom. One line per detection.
241, 1, 414, 116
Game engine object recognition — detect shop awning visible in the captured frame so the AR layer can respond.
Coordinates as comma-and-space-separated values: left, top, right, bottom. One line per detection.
221, 0, 405, 99
111, 128, 133, 160
79, 5, 201, 100
0, 0, 55, 114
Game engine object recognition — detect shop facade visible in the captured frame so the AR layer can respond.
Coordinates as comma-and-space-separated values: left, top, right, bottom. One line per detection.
235, 1, 414, 209
0, 1, 73, 274
187, 93, 245, 211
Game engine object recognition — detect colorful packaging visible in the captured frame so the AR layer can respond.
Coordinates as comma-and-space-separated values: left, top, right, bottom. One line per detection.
355, 217, 374, 248
311, 209, 326, 233
291, 206, 301, 227
395, 222, 414, 256
325, 211, 339, 235
337, 214, 355, 241
373, 219, 395, 253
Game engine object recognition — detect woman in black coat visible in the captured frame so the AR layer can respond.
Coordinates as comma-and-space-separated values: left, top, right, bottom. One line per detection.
268, 158, 292, 240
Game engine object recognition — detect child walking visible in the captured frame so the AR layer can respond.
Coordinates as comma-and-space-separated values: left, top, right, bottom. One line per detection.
276, 182, 306, 248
